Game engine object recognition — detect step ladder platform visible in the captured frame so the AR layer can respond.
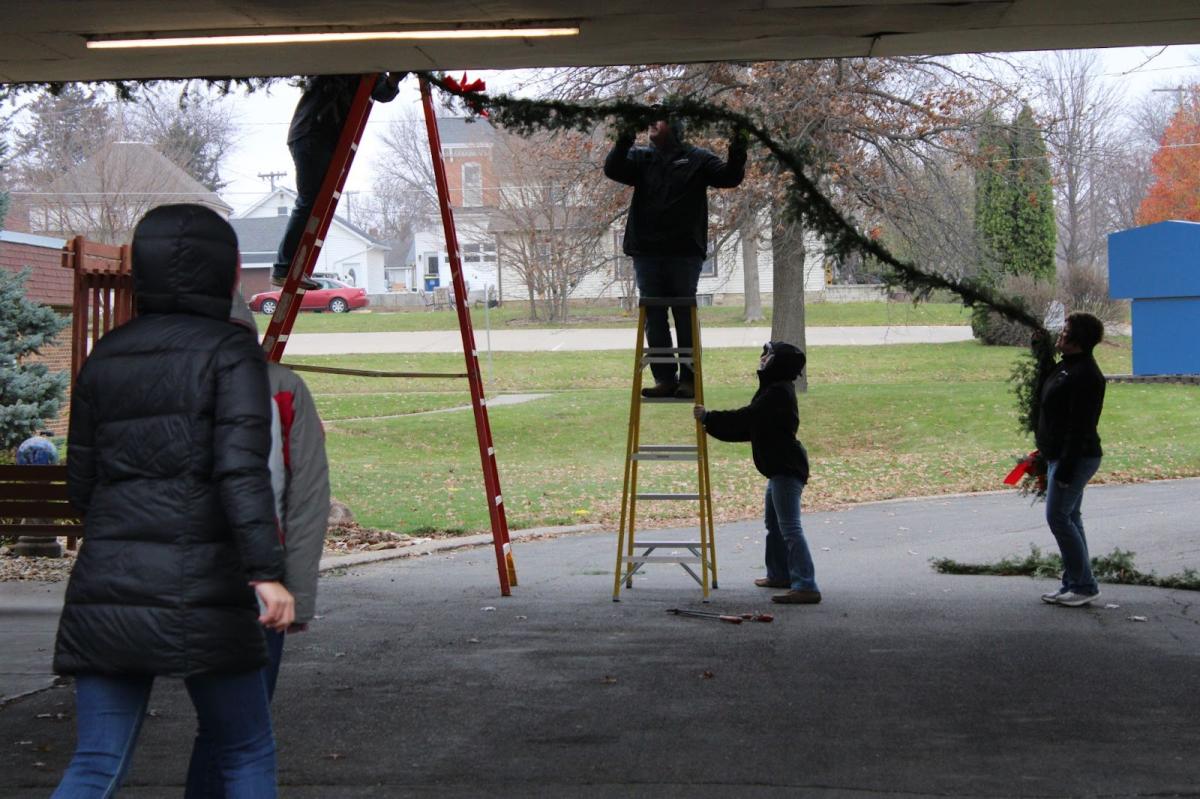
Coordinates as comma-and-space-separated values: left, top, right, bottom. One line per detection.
623, 555, 705, 564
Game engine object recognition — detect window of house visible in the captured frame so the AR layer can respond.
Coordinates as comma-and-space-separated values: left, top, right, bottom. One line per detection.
462, 163, 483, 206
425, 255, 440, 278
343, 265, 359, 286
701, 244, 718, 278
462, 242, 498, 264
612, 229, 633, 279
277, 206, 288, 216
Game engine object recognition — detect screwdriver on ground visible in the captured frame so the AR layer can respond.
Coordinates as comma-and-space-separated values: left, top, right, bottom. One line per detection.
667, 609, 774, 624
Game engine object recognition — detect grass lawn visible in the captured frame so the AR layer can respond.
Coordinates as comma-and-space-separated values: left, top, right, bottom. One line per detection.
256, 300, 971, 334
294, 335, 1200, 537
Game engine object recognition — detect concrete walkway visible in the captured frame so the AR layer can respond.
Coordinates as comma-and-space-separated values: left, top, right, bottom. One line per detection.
2, 479, 1198, 796
284, 325, 973, 355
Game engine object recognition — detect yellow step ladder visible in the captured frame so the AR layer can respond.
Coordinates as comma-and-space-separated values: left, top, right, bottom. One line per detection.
613, 297, 716, 601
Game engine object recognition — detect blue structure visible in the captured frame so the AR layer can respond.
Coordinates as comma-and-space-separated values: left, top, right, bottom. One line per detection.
1108, 220, 1200, 376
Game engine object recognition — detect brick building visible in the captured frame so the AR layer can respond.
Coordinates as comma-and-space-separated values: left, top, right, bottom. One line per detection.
0, 230, 72, 436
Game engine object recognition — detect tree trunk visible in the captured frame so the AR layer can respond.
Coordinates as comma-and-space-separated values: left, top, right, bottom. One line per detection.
771, 206, 808, 392
740, 213, 764, 323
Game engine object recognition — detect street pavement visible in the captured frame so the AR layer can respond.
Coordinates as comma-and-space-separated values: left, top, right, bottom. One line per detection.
1, 479, 1197, 797
283, 325, 973, 355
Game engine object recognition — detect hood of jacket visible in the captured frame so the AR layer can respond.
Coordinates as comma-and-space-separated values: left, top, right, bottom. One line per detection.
759, 340, 806, 384
132, 204, 239, 321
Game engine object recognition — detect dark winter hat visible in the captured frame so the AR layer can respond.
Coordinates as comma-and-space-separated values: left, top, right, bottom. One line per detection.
759, 340, 806, 381
132, 204, 239, 321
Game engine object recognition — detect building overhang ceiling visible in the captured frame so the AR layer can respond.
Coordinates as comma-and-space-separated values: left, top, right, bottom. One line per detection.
2, 1, 1199, 84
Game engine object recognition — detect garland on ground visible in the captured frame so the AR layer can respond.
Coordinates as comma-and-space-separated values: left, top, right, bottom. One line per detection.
421, 72, 1057, 435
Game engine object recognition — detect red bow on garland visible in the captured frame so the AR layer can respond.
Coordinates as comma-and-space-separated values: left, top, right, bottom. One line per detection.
1003, 451, 1040, 485
442, 72, 489, 117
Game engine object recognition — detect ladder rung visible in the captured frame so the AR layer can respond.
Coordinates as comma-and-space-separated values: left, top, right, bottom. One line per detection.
633, 444, 697, 461
631, 540, 708, 548
623, 555, 704, 564
640, 396, 694, 404
642, 356, 694, 365
644, 347, 694, 356
636, 493, 701, 501
633, 451, 697, 462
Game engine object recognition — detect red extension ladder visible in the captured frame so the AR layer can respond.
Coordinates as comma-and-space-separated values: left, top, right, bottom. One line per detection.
261, 73, 516, 595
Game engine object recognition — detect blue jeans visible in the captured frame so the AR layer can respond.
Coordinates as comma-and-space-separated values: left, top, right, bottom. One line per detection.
633, 256, 704, 386
274, 135, 336, 277
764, 475, 818, 591
186, 629, 286, 799
52, 670, 277, 799
1046, 457, 1102, 595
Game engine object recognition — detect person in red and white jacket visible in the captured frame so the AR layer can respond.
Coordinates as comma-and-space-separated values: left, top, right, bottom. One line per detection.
187, 293, 333, 794
229, 292, 331, 687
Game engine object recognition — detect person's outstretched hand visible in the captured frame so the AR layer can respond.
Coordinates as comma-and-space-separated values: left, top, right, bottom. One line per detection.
255, 582, 295, 632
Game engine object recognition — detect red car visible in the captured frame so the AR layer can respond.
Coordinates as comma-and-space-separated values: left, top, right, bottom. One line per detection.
249, 277, 369, 315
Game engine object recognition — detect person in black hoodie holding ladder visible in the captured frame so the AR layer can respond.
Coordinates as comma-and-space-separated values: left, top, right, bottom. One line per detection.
694, 341, 819, 605
1037, 312, 1107, 608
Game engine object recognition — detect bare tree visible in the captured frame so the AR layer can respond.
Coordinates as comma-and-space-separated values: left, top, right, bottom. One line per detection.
1037, 51, 1124, 276
361, 112, 441, 243
127, 84, 238, 192
490, 129, 625, 321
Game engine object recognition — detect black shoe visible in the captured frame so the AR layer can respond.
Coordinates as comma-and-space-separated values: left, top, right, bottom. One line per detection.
674, 381, 695, 399
272, 272, 320, 291
641, 382, 678, 399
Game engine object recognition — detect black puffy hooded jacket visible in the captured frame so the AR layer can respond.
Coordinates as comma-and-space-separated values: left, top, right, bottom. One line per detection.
54, 204, 283, 678
701, 342, 810, 482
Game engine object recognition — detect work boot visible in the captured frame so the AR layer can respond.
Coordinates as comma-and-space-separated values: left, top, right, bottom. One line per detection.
641, 382, 678, 399
272, 270, 320, 291
771, 589, 822, 605
674, 381, 695, 399
754, 577, 789, 589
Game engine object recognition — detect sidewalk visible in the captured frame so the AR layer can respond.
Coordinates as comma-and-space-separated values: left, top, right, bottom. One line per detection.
2, 479, 1198, 796
283, 325, 973, 355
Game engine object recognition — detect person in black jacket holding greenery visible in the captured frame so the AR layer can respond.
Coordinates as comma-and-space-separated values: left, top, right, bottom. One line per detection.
1037, 312, 1107, 608
52, 204, 294, 798
605, 114, 747, 399
694, 341, 819, 604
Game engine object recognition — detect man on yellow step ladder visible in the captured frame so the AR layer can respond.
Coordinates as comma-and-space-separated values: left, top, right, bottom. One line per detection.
604, 112, 747, 399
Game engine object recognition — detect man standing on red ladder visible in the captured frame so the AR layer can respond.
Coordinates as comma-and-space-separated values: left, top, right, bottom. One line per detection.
273, 73, 403, 290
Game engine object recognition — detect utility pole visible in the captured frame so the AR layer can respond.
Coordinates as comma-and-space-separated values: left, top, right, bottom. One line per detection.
1152, 86, 1190, 109
257, 171, 287, 191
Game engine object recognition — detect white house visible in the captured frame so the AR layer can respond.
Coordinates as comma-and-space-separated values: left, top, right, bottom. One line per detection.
232, 188, 390, 295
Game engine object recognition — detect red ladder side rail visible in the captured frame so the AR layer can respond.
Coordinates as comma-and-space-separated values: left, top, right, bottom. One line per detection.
263, 74, 378, 362
419, 76, 516, 597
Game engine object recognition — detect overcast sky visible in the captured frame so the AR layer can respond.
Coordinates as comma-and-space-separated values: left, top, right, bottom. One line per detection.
218, 45, 1200, 216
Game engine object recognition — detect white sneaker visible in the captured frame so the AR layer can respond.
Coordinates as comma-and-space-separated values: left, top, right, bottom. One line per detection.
1041, 587, 1069, 604
1056, 590, 1101, 607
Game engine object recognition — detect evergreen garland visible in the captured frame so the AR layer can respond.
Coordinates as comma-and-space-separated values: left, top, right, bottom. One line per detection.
421, 71, 1056, 435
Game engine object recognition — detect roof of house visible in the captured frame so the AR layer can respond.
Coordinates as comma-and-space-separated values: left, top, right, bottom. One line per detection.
0, 230, 71, 308
43, 141, 232, 217
237, 188, 390, 245
439, 117, 497, 147
230, 210, 389, 265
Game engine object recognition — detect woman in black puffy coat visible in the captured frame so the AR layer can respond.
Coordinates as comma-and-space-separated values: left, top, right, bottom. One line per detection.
52, 204, 294, 798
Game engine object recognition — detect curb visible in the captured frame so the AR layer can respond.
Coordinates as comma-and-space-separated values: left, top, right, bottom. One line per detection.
318, 523, 602, 573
